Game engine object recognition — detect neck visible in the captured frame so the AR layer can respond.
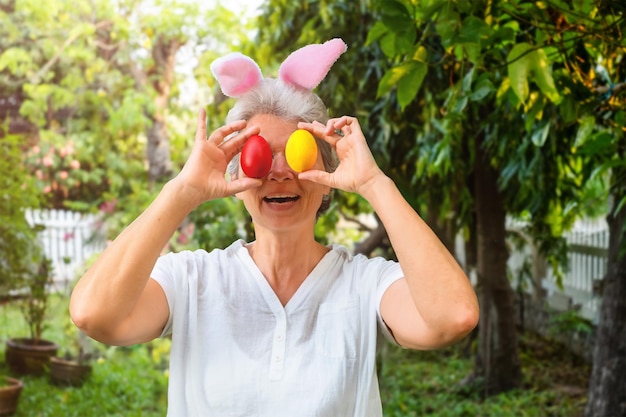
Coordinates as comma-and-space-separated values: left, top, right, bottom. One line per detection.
247, 230, 329, 305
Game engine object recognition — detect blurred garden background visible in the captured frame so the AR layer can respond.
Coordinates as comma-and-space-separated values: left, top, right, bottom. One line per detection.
1, 0, 624, 416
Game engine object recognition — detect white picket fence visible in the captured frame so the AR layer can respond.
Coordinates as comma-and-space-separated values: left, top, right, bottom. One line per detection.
25, 208, 608, 322
26, 209, 107, 292
543, 218, 607, 323
506, 217, 608, 323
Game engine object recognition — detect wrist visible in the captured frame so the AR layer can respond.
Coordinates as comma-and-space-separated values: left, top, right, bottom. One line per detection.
358, 172, 394, 203
161, 178, 204, 213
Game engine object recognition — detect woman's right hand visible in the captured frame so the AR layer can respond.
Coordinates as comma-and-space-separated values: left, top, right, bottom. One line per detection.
71, 108, 265, 346
173, 108, 263, 206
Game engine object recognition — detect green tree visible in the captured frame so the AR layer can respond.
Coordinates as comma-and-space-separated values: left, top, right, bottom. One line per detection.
1, 0, 150, 213
0, 131, 43, 297
254, 0, 525, 394
0, 0, 248, 233
368, 0, 625, 410
253, 0, 624, 406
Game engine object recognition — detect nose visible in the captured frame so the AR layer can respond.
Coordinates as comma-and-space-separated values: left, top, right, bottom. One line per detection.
267, 152, 295, 181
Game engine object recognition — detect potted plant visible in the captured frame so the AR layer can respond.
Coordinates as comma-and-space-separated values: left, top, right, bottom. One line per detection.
5, 257, 59, 376
50, 351, 92, 387
50, 317, 93, 387
0, 376, 23, 416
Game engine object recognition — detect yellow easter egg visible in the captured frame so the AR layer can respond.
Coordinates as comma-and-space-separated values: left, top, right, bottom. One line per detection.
285, 129, 318, 172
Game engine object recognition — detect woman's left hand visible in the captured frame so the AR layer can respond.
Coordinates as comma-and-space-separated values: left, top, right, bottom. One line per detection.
297, 116, 385, 196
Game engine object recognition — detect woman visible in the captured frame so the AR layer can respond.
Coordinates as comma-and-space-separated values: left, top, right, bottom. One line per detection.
70, 40, 479, 416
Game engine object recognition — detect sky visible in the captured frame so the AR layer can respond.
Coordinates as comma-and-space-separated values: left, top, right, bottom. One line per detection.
191, 0, 265, 18
176, 0, 266, 106
224, 0, 265, 18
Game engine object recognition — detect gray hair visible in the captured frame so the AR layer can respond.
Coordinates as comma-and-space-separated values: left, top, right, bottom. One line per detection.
225, 78, 337, 216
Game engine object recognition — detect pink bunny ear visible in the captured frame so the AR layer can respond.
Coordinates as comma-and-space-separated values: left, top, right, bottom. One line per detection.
210, 52, 263, 98
278, 38, 347, 90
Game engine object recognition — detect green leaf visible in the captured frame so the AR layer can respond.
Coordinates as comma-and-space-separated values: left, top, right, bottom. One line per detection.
411, 44, 428, 61
507, 42, 560, 103
469, 76, 495, 101
459, 43, 481, 65
507, 42, 532, 102
531, 121, 550, 147
0, 47, 34, 75
453, 95, 468, 113
377, 63, 412, 97
395, 26, 418, 54
436, 6, 459, 48
578, 131, 614, 156
416, 0, 447, 21
559, 95, 577, 123
380, 32, 399, 57
462, 67, 475, 93
531, 48, 560, 103
492, 26, 516, 45
380, 28, 417, 58
458, 16, 491, 44
572, 0, 594, 15
573, 115, 596, 147
616, 110, 625, 129
366, 21, 388, 46
379, 0, 414, 30
397, 61, 427, 110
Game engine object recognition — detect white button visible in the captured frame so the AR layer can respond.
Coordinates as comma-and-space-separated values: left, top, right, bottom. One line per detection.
274, 355, 282, 362
276, 334, 284, 341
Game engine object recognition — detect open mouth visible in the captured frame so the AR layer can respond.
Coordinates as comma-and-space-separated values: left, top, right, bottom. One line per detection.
263, 195, 300, 204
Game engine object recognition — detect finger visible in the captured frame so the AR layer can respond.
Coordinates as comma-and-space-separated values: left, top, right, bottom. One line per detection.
297, 121, 325, 136
297, 169, 335, 188
329, 116, 359, 137
219, 125, 262, 161
298, 121, 341, 146
325, 118, 344, 136
224, 177, 263, 196
195, 108, 208, 143
207, 120, 248, 145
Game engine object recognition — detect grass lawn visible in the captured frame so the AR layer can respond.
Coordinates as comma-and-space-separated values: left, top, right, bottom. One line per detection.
380, 336, 589, 416
1, 294, 589, 416
0, 294, 169, 416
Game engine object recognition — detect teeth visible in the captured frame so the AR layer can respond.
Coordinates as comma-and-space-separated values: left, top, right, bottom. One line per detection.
264, 195, 299, 203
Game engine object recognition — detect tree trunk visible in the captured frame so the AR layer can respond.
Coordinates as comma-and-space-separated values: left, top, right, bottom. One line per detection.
143, 35, 182, 184
473, 140, 522, 395
426, 197, 456, 258
354, 221, 387, 257
585, 188, 626, 417
146, 119, 173, 183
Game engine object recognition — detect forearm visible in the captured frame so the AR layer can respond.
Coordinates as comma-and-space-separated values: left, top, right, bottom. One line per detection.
70, 179, 199, 335
360, 174, 478, 335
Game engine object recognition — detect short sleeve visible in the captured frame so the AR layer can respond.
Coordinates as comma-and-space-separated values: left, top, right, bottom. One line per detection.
150, 252, 180, 337
371, 257, 404, 344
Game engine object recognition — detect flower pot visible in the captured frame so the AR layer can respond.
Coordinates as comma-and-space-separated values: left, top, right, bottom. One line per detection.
0, 376, 23, 417
49, 357, 92, 387
5, 338, 58, 375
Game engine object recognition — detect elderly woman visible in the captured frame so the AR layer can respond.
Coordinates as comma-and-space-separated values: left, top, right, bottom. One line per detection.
70, 40, 478, 416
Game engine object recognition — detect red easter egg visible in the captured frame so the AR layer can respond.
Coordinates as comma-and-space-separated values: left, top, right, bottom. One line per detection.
240, 135, 272, 178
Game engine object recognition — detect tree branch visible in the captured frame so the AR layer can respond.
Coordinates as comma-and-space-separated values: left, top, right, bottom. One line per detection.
354, 220, 388, 256
30, 20, 112, 85
595, 82, 626, 97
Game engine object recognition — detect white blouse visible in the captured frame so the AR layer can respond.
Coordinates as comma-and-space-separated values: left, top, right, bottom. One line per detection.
151, 239, 404, 417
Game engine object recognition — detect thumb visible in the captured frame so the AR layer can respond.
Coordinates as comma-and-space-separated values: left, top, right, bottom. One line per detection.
225, 177, 263, 196
297, 169, 334, 188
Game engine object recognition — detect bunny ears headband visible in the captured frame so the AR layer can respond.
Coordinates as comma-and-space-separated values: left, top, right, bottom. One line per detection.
210, 38, 348, 98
